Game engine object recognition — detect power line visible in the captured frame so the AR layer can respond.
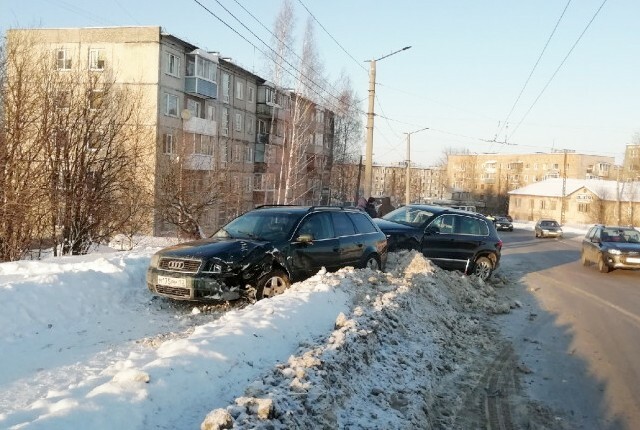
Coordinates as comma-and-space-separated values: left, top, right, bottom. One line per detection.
508, 0, 609, 140
295, 0, 368, 74
493, 0, 572, 142
192, 0, 343, 113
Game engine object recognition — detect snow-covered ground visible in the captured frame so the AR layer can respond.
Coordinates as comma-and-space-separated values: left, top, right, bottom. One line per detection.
0, 224, 584, 429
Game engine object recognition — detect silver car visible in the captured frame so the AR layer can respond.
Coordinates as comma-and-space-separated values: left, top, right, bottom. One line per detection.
534, 219, 563, 238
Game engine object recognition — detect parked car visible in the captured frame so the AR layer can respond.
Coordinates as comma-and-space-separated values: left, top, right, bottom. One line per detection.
147, 205, 388, 302
534, 219, 563, 238
581, 225, 640, 273
373, 204, 502, 281
494, 216, 514, 232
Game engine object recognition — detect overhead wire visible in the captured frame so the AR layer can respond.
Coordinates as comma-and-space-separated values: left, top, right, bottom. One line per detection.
192, 0, 344, 114
493, 0, 572, 143
507, 0, 609, 140
295, 0, 368, 74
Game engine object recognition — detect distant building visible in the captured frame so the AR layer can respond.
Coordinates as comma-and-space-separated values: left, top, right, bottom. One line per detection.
447, 151, 617, 214
7, 26, 334, 236
508, 178, 640, 226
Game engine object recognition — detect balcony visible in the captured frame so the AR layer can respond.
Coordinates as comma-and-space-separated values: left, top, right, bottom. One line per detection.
183, 117, 217, 136
257, 133, 269, 145
185, 77, 217, 99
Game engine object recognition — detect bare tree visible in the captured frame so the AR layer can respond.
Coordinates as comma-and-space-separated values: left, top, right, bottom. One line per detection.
330, 72, 362, 204
0, 32, 50, 261
2, 30, 153, 257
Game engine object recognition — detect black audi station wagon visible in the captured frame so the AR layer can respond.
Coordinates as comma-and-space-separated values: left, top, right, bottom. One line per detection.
146, 205, 388, 302
373, 204, 502, 280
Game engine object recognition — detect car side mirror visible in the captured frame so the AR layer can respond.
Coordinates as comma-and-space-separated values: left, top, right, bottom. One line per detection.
295, 234, 314, 243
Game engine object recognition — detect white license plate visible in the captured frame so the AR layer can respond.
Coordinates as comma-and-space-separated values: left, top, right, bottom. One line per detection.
157, 276, 187, 288
626, 257, 640, 264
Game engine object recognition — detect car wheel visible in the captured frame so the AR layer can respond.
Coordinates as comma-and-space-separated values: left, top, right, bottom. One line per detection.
363, 254, 380, 270
256, 269, 291, 300
597, 255, 611, 273
535, 231, 539, 238
581, 251, 590, 266
472, 256, 494, 281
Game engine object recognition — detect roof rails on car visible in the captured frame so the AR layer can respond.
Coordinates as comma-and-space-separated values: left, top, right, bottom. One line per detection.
254, 204, 349, 212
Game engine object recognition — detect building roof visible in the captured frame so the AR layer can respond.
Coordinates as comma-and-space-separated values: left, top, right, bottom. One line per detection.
509, 178, 640, 202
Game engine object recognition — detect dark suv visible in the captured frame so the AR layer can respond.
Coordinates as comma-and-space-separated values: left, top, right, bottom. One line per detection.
373, 204, 502, 280
146, 205, 388, 302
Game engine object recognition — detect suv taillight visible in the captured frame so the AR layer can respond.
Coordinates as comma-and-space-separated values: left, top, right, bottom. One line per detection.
496, 239, 503, 251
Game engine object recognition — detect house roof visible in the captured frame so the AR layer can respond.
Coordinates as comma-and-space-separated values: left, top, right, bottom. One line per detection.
508, 178, 640, 202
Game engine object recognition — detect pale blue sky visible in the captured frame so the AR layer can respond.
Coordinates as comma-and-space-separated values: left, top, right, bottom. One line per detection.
2, 0, 637, 165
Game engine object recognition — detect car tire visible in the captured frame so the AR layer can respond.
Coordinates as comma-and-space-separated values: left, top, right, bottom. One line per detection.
581, 251, 590, 266
597, 255, 611, 273
535, 231, 539, 238
256, 269, 291, 300
472, 256, 494, 281
363, 254, 381, 270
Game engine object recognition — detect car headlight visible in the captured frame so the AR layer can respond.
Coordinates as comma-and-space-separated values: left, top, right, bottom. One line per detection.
608, 249, 622, 255
150, 253, 160, 268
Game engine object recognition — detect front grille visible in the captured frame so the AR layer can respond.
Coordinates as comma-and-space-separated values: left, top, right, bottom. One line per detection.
156, 285, 191, 297
158, 258, 202, 273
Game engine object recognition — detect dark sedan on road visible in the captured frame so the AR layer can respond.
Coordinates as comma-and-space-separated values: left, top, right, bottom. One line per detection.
581, 225, 640, 273
373, 204, 502, 281
494, 216, 514, 232
147, 205, 388, 302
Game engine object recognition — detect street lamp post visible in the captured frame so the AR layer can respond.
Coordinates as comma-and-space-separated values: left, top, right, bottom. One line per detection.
363, 46, 411, 199
404, 126, 429, 206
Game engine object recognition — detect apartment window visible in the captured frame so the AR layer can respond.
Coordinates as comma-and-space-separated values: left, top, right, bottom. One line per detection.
246, 116, 254, 134
88, 48, 105, 71
56, 49, 71, 70
222, 73, 230, 103
195, 135, 213, 155
219, 143, 228, 166
206, 105, 215, 121
578, 203, 590, 213
233, 144, 242, 162
236, 81, 244, 100
235, 112, 243, 132
87, 130, 104, 151
187, 99, 201, 118
165, 52, 181, 77
254, 173, 264, 191
244, 175, 252, 192
257, 119, 267, 134
540, 200, 546, 209
221, 107, 229, 136
164, 93, 179, 117
245, 146, 253, 163
163, 133, 174, 154
54, 90, 70, 109
89, 90, 103, 110
247, 86, 255, 103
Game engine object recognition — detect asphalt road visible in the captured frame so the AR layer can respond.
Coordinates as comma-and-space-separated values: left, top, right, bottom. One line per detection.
496, 227, 640, 430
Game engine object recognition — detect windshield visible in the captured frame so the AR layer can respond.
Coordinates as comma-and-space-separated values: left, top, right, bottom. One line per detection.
212, 211, 299, 241
601, 228, 640, 243
541, 220, 559, 227
382, 206, 434, 227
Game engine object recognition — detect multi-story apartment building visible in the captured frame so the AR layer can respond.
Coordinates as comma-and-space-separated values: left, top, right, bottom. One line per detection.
7, 26, 334, 237
370, 163, 445, 206
447, 151, 616, 213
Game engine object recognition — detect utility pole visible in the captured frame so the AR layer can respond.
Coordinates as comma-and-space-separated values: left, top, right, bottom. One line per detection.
355, 155, 363, 204
404, 126, 429, 206
363, 46, 411, 199
561, 149, 567, 224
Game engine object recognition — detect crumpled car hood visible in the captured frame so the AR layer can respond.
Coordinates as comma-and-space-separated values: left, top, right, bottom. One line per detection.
156, 238, 272, 263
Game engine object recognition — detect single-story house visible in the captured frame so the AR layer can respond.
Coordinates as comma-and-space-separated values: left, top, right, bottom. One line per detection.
508, 178, 640, 226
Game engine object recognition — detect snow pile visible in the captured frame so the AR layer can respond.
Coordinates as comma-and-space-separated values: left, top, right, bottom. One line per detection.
203, 251, 510, 429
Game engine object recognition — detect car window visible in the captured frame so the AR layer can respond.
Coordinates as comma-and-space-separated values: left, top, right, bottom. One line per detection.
454, 215, 487, 236
331, 212, 356, 237
298, 213, 334, 240
383, 206, 434, 227
602, 228, 640, 243
585, 226, 597, 240
347, 211, 378, 234
213, 211, 298, 240
430, 214, 455, 234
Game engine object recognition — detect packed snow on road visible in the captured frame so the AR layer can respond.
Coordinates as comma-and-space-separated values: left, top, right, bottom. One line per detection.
0, 238, 567, 429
